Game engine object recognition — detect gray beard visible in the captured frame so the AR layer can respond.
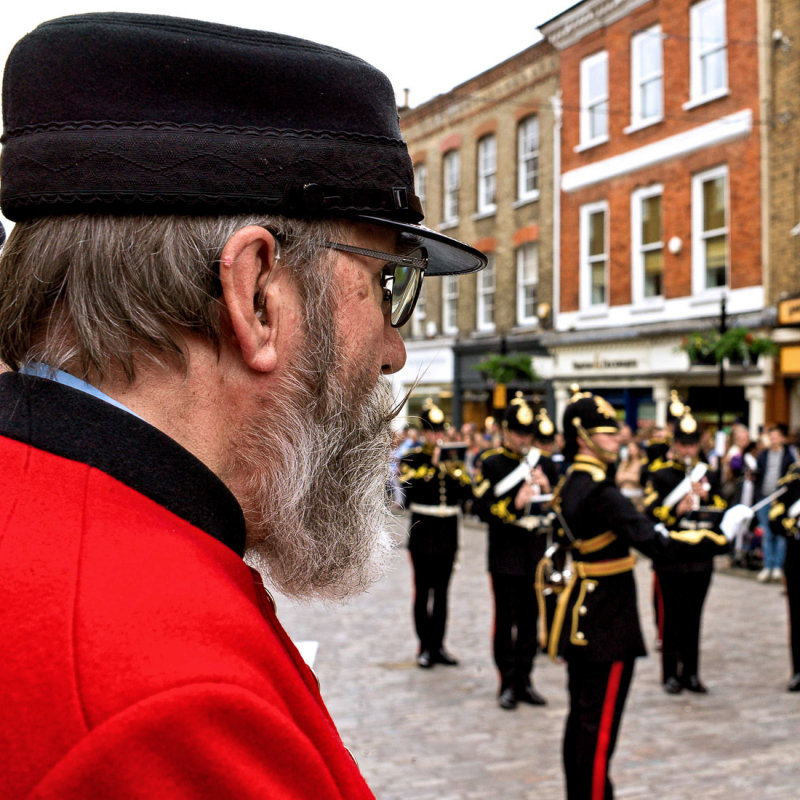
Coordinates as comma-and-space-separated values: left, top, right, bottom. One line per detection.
227, 359, 397, 601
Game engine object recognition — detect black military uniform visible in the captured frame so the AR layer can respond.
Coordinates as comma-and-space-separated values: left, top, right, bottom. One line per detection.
399, 401, 472, 669
547, 389, 730, 800
768, 463, 800, 691
642, 407, 727, 694
473, 397, 558, 709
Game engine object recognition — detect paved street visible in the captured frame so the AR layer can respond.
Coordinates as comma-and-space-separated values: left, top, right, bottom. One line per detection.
273, 513, 800, 799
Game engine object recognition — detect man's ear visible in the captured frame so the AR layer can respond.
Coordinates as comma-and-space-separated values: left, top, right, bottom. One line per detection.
218, 225, 282, 373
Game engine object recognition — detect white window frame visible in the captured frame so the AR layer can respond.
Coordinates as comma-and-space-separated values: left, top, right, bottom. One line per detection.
477, 135, 497, 215
477, 253, 496, 332
692, 164, 729, 295
517, 116, 540, 202
414, 163, 427, 212
442, 274, 459, 335
579, 51, 609, 148
442, 150, 460, 225
516, 243, 539, 326
631, 184, 664, 304
630, 26, 663, 129
580, 201, 609, 310
688, 0, 728, 106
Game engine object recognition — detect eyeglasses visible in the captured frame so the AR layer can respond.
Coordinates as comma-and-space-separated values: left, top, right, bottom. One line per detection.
322, 241, 428, 328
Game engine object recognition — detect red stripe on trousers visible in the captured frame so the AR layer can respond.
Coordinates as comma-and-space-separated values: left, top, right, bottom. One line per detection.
592, 660, 624, 800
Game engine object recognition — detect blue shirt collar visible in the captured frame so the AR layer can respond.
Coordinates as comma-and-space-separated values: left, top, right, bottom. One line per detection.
19, 362, 144, 420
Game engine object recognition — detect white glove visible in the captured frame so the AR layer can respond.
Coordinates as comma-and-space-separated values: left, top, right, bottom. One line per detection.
719, 504, 755, 542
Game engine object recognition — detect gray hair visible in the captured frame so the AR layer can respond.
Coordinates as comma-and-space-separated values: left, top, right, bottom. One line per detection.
0, 213, 346, 381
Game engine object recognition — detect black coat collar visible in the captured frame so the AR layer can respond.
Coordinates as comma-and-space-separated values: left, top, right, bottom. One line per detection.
0, 371, 246, 556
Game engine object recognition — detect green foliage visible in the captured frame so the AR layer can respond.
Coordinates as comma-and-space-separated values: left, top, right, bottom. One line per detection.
680, 327, 777, 365
473, 352, 536, 384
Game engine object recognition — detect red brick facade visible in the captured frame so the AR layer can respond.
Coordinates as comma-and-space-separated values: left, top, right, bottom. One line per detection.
555, 0, 762, 314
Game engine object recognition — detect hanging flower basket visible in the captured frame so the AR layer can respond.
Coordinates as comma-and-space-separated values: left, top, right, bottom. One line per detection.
679, 327, 776, 366
473, 353, 537, 409
473, 352, 536, 385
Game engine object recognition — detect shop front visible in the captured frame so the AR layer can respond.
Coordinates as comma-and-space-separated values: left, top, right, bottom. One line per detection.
547, 330, 771, 440
391, 337, 456, 430
453, 334, 553, 430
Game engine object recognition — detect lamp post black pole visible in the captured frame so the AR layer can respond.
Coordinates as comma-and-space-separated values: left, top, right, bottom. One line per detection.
718, 295, 727, 430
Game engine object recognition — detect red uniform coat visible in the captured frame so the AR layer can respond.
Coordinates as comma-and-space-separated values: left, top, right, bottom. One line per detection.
0, 372, 374, 799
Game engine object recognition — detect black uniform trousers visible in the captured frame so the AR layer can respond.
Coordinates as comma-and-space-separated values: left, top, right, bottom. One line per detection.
785, 536, 800, 675
654, 566, 712, 682
491, 572, 538, 692
563, 658, 635, 800
409, 525, 457, 655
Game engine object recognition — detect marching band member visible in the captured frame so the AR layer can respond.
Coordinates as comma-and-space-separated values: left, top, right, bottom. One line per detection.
473, 395, 557, 710
643, 406, 727, 694
399, 400, 472, 669
545, 388, 738, 800
768, 463, 800, 691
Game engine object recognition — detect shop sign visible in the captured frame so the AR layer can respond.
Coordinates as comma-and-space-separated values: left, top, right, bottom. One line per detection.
778, 297, 800, 326
572, 355, 638, 371
780, 345, 800, 375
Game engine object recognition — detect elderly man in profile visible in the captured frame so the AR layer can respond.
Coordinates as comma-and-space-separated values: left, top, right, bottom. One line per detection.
0, 13, 484, 799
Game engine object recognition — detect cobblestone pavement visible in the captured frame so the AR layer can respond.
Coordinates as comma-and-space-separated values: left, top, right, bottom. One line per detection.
273, 513, 800, 799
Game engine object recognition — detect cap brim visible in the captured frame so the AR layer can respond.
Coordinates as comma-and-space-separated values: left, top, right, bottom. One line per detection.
354, 215, 487, 276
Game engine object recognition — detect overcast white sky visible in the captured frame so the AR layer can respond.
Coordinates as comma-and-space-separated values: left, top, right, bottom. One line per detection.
1, 1, 576, 111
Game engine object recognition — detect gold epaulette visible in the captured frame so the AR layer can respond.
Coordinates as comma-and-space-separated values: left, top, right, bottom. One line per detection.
570, 461, 606, 482
779, 468, 800, 486
667, 528, 727, 547
478, 447, 505, 463
490, 496, 517, 523
444, 462, 471, 485
647, 457, 672, 472
653, 504, 676, 526
473, 479, 491, 499
770, 502, 785, 521
397, 463, 416, 481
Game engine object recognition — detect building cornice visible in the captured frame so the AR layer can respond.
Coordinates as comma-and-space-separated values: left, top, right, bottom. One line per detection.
540, 306, 776, 349
539, 0, 652, 50
562, 109, 753, 193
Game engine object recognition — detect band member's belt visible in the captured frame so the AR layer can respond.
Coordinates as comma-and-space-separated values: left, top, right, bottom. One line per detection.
679, 519, 714, 530
513, 515, 551, 531
542, 554, 637, 660
409, 503, 460, 518
574, 531, 617, 554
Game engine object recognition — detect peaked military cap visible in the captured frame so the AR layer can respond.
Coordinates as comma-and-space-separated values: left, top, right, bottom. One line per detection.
0, 13, 485, 276
503, 393, 535, 434
533, 408, 557, 443
668, 390, 686, 419
673, 407, 701, 444
562, 386, 619, 446
419, 399, 446, 432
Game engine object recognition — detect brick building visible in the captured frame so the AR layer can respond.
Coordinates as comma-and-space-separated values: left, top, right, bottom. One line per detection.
769, 0, 800, 427
540, 0, 773, 434
395, 41, 559, 428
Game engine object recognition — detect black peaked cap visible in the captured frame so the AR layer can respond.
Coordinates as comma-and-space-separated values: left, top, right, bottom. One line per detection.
1, 14, 486, 276
1, 13, 416, 222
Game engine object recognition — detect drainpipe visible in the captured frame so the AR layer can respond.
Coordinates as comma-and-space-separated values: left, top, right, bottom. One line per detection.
550, 91, 563, 422
550, 91, 563, 334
